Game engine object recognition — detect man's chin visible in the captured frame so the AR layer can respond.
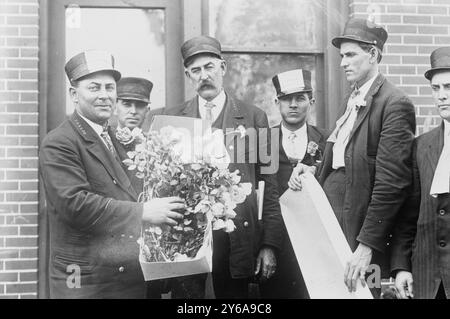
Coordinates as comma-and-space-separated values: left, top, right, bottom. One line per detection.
198, 88, 219, 100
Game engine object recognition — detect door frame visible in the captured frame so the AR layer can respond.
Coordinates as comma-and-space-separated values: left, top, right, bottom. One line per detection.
38, 0, 183, 298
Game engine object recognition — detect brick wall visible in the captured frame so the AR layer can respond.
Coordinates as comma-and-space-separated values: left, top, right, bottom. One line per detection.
350, 0, 450, 135
0, 0, 39, 299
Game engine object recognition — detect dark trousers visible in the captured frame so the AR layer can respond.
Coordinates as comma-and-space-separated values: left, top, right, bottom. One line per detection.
170, 230, 249, 299
323, 168, 381, 299
436, 282, 448, 299
259, 236, 309, 299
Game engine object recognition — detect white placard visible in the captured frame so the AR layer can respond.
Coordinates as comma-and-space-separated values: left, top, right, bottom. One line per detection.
279, 173, 373, 299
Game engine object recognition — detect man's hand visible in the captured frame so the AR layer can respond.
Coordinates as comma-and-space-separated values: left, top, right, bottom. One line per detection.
142, 197, 185, 225
254, 246, 277, 282
288, 163, 316, 191
344, 243, 373, 292
394, 270, 414, 299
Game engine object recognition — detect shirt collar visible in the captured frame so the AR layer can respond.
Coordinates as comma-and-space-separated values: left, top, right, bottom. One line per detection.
281, 122, 307, 138
77, 112, 105, 136
198, 90, 226, 109
444, 119, 450, 143
354, 73, 378, 98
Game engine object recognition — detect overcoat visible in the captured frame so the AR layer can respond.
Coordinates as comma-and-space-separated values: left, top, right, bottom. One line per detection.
39, 111, 146, 298
318, 73, 416, 276
391, 123, 450, 299
162, 93, 283, 278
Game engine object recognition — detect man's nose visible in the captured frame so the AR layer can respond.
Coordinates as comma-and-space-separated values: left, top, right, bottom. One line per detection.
289, 97, 298, 107
129, 103, 137, 113
340, 57, 347, 68
199, 69, 209, 80
438, 87, 447, 101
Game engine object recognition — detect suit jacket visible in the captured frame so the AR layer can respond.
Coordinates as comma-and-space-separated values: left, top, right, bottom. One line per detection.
268, 123, 329, 298
318, 73, 416, 275
39, 111, 146, 299
161, 93, 283, 278
275, 123, 330, 195
391, 123, 450, 299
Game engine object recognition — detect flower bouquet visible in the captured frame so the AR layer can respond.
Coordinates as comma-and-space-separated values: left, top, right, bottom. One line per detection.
123, 119, 251, 280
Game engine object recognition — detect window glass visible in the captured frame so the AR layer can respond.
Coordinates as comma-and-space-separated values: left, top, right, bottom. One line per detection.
65, 8, 166, 115
223, 53, 317, 127
209, 0, 323, 51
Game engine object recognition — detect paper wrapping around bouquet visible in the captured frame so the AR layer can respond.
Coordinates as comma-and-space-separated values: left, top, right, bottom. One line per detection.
139, 223, 213, 281
279, 173, 373, 299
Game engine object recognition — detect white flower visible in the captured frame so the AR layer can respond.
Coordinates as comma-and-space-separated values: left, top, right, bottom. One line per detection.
240, 183, 252, 196
224, 208, 236, 219
224, 219, 236, 233
211, 202, 225, 217
213, 219, 226, 231
173, 253, 189, 261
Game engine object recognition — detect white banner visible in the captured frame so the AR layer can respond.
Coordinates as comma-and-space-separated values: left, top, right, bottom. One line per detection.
279, 173, 373, 299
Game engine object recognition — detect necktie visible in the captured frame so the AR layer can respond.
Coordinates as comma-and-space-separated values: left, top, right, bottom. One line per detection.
101, 124, 117, 157
204, 102, 216, 127
430, 131, 450, 197
288, 132, 298, 160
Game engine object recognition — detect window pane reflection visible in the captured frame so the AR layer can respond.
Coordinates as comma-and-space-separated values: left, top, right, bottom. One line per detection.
65, 8, 166, 115
209, 0, 324, 50
223, 53, 317, 127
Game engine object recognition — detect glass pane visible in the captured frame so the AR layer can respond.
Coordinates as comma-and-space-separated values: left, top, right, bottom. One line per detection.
65, 7, 166, 116
209, 0, 323, 51
222, 53, 317, 127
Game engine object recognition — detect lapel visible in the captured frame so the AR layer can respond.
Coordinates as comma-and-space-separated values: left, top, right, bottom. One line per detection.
348, 73, 385, 143
220, 93, 246, 149
181, 96, 200, 118
426, 123, 445, 174
69, 112, 138, 201
275, 124, 289, 164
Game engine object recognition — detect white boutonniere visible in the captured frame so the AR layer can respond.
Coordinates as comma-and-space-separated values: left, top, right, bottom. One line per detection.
115, 127, 145, 146
353, 97, 367, 111
224, 125, 246, 138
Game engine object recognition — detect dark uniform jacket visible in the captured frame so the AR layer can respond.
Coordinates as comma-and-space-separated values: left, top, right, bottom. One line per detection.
391, 123, 450, 299
39, 111, 145, 299
261, 123, 329, 298
161, 93, 283, 278
318, 73, 416, 276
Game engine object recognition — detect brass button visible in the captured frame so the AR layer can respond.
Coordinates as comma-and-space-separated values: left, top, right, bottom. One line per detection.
243, 221, 249, 227
113, 179, 117, 185
129, 235, 134, 239
119, 266, 125, 272
439, 241, 446, 248
439, 210, 445, 216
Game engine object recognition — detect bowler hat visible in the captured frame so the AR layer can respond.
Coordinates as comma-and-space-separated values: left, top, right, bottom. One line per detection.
65, 50, 121, 83
272, 69, 312, 98
181, 36, 222, 67
424, 47, 450, 80
332, 18, 388, 51
117, 77, 153, 103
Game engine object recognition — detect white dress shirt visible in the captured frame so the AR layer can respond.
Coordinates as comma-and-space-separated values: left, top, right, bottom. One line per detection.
331, 74, 378, 169
430, 119, 450, 197
198, 90, 226, 124
281, 123, 308, 162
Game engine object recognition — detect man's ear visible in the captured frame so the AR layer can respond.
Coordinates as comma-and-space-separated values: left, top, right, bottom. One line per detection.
275, 98, 280, 106
220, 60, 227, 76
184, 70, 191, 79
69, 87, 78, 103
309, 98, 316, 106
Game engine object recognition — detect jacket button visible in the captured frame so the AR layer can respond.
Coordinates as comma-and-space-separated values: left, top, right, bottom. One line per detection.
229, 146, 234, 150
113, 179, 117, 185
439, 241, 446, 248
439, 209, 445, 216
243, 221, 249, 227
119, 266, 125, 272
121, 234, 125, 238
378, 220, 382, 224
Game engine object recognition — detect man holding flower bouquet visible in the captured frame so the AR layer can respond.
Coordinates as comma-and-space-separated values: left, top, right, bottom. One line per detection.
259, 69, 330, 299
159, 36, 283, 298
39, 51, 185, 298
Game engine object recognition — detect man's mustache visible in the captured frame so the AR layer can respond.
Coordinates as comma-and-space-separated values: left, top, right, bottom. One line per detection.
199, 81, 215, 90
